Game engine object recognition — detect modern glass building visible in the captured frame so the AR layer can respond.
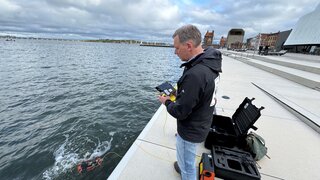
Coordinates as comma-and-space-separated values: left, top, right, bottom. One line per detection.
284, 3, 320, 54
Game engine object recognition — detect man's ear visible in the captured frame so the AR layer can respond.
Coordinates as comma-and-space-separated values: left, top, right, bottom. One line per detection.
186, 41, 193, 51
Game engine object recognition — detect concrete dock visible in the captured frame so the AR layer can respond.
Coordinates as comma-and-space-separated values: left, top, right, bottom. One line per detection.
108, 51, 320, 180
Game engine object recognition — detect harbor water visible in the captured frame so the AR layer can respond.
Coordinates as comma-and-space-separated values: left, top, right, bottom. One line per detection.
0, 39, 182, 180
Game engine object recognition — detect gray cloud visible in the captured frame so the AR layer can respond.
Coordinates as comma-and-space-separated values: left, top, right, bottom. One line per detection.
0, 0, 319, 41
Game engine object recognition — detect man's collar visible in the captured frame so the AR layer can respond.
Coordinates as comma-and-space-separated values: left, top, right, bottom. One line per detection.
180, 52, 204, 68
186, 55, 197, 63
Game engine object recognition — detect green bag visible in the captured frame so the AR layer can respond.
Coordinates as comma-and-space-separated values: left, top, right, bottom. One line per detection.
245, 132, 268, 161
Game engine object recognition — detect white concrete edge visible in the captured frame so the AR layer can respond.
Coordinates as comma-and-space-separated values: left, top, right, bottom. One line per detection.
107, 105, 165, 180
237, 58, 320, 90
253, 82, 320, 133
137, 105, 166, 140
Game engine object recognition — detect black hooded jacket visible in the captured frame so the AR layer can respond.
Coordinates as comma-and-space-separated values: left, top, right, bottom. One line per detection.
165, 47, 222, 143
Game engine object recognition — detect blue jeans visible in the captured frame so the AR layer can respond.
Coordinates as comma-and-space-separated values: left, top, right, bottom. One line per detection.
176, 134, 198, 180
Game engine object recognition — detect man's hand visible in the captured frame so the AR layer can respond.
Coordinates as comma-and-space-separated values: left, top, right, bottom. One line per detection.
158, 95, 171, 104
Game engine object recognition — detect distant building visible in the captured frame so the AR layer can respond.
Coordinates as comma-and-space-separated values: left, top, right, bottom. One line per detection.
226, 29, 245, 49
256, 33, 269, 48
275, 30, 292, 51
203, 30, 214, 48
264, 32, 279, 49
219, 36, 226, 48
247, 30, 291, 51
284, 3, 320, 54
246, 37, 255, 50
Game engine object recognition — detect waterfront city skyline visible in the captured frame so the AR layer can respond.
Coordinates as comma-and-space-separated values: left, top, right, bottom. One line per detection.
0, 0, 319, 41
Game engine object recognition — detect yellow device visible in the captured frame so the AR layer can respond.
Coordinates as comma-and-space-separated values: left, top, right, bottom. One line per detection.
156, 82, 176, 102
161, 93, 176, 102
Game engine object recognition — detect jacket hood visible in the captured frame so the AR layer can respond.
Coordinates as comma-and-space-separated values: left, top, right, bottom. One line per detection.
199, 47, 222, 72
181, 47, 222, 73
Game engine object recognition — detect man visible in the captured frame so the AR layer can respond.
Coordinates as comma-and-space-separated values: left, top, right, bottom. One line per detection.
158, 24, 222, 180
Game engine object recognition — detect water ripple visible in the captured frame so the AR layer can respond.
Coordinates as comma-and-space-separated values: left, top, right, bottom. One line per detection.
0, 40, 181, 180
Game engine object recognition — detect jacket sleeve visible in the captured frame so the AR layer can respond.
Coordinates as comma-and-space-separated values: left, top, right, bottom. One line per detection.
165, 73, 203, 120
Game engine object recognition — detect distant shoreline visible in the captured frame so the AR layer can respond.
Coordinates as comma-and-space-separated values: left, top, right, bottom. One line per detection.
140, 44, 173, 48
0, 36, 169, 46
84, 39, 140, 44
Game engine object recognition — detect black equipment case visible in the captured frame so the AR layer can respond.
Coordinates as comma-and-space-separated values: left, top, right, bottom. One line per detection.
205, 97, 264, 149
212, 146, 261, 180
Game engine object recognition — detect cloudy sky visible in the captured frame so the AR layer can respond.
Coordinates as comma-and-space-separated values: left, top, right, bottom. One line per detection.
0, 0, 319, 42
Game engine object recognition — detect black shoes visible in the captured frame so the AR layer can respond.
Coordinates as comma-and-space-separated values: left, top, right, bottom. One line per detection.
174, 161, 181, 174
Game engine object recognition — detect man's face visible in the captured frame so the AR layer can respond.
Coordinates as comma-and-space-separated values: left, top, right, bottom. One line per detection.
173, 36, 190, 61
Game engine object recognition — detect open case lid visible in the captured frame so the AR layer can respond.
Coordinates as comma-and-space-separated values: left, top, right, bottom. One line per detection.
231, 97, 264, 136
